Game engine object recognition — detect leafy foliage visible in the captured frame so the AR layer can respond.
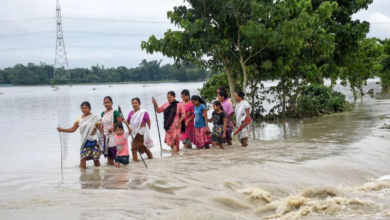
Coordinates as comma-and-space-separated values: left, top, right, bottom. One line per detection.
297, 84, 351, 117
378, 39, 390, 93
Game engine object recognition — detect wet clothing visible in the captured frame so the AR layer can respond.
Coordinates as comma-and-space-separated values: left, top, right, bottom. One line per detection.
221, 99, 234, 141
212, 124, 227, 144
76, 114, 103, 160
211, 111, 227, 144
115, 156, 129, 165
194, 127, 212, 149
157, 101, 185, 147
236, 100, 251, 140
181, 101, 195, 146
131, 133, 148, 154
128, 109, 154, 150
80, 140, 101, 161
101, 109, 119, 158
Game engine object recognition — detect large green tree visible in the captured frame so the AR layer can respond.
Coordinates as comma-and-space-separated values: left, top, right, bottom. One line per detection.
141, 0, 337, 102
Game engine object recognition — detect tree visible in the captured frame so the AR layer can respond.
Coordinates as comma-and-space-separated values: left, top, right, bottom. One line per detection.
340, 38, 383, 102
378, 39, 390, 93
142, 0, 337, 103
311, 0, 373, 85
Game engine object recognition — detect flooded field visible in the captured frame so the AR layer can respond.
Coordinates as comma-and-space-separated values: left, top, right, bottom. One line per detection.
0, 80, 390, 219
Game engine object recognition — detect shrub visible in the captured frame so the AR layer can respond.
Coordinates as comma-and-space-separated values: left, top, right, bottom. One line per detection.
297, 84, 351, 117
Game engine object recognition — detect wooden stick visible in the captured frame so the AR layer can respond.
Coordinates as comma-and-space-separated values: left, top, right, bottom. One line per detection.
58, 124, 64, 184
152, 97, 163, 158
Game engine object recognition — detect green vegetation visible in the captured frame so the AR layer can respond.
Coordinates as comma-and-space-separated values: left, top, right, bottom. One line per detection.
378, 39, 390, 93
142, 0, 384, 119
297, 84, 352, 117
0, 59, 216, 85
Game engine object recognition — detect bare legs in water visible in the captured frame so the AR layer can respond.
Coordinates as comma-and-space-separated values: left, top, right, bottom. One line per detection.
80, 158, 100, 169
132, 149, 153, 162
171, 144, 179, 154
212, 142, 225, 149
240, 138, 248, 147
107, 157, 114, 166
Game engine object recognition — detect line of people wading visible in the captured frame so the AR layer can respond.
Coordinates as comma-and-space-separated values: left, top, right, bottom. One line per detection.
56, 87, 251, 169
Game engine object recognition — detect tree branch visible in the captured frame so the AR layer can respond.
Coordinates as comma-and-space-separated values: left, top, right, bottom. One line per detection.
229, 49, 240, 61
244, 43, 269, 64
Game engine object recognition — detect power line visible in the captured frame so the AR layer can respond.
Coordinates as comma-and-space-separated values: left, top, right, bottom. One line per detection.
0, 46, 54, 52
0, 45, 139, 52
0, 17, 54, 23
0, 31, 55, 38
0, 16, 170, 24
63, 16, 170, 24
0, 31, 161, 38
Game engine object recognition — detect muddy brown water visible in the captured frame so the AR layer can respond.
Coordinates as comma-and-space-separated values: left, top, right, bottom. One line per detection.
0, 79, 390, 219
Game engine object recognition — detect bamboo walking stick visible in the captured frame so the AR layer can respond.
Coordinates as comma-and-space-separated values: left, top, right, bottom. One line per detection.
58, 124, 64, 183
118, 105, 147, 169
152, 97, 163, 158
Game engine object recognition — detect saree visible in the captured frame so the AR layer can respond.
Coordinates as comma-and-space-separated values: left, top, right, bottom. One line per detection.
160, 101, 185, 146
130, 109, 154, 149
78, 114, 103, 160
235, 100, 251, 140
101, 109, 117, 157
180, 101, 195, 145
221, 99, 234, 142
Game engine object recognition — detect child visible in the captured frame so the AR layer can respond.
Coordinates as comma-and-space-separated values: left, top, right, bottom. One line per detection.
113, 121, 132, 168
208, 101, 227, 149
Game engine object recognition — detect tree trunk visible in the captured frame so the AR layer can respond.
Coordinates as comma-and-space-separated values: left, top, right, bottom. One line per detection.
282, 79, 286, 117
351, 85, 357, 103
226, 68, 236, 104
318, 74, 324, 85
239, 57, 247, 93
360, 82, 364, 103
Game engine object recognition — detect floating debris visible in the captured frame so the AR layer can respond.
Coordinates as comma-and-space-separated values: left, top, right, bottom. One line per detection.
92, 88, 97, 90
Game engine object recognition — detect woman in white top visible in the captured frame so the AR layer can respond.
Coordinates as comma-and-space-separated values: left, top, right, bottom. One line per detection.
57, 101, 104, 169
234, 91, 251, 147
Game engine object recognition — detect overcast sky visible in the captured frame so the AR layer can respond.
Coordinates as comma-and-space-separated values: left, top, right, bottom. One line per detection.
0, 0, 389, 69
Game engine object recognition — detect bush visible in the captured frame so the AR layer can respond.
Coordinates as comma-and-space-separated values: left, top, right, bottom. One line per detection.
297, 84, 351, 117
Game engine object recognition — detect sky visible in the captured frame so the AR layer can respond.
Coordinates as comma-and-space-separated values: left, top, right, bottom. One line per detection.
0, 0, 389, 69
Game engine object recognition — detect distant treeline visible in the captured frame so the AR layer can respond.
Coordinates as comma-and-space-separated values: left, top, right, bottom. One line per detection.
0, 59, 217, 85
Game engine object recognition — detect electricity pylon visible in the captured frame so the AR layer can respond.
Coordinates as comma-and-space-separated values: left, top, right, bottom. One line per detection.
53, 0, 70, 86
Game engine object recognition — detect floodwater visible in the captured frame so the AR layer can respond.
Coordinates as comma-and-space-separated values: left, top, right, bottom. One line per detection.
0, 80, 390, 220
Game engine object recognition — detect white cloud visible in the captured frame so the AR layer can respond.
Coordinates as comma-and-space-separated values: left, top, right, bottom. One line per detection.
353, 0, 390, 39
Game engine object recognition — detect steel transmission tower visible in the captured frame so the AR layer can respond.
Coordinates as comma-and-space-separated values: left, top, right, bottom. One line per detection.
53, 0, 70, 85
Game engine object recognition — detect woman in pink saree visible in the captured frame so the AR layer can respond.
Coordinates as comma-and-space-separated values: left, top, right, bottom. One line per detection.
152, 91, 185, 153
